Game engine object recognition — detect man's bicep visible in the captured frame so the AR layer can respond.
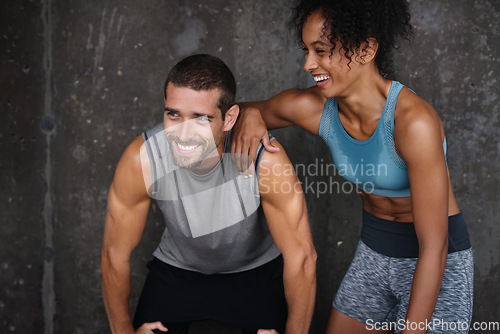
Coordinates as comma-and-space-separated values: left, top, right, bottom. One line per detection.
259, 146, 311, 252
103, 138, 152, 256
104, 184, 151, 249
262, 197, 309, 255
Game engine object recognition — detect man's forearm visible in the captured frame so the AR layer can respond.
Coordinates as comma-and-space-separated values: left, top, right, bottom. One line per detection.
283, 252, 317, 334
101, 256, 136, 334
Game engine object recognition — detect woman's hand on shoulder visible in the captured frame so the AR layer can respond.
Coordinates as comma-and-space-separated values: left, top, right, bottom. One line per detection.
231, 106, 279, 176
231, 87, 325, 176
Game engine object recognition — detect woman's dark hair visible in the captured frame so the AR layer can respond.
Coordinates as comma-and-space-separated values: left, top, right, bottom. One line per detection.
164, 54, 236, 119
292, 0, 412, 76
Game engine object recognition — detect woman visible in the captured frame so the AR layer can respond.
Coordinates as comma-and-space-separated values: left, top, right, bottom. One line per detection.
231, 1, 473, 333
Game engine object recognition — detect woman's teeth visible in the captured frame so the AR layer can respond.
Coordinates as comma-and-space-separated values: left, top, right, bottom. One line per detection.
314, 75, 330, 83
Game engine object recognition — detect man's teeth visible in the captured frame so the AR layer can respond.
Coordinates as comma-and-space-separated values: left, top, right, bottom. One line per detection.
177, 142, 199, 151
314, 75, 330, 82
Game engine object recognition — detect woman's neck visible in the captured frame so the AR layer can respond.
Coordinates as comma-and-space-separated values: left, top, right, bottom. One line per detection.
336, 73, 391, 123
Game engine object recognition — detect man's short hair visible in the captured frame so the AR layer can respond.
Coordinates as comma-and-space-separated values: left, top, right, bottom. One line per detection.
164, 54, 236, 119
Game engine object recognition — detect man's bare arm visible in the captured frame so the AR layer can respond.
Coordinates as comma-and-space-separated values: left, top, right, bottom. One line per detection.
259, 140, 317, 334
101, 136, 165, 334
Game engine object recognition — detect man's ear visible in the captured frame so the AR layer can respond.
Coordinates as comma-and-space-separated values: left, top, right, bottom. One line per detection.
222, 104, 240, 131
358, 37, 378, 64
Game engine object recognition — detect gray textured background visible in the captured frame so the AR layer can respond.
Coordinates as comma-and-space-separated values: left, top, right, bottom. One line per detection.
1, 0, 498, 333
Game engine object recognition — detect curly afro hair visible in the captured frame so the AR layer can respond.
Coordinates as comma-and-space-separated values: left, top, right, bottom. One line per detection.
292, 0, 412, 76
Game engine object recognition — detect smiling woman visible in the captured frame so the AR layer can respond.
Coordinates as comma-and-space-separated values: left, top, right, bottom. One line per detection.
232, 0, 473, 333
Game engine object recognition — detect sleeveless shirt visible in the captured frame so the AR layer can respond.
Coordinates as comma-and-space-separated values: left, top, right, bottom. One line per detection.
142, 123, 280, 274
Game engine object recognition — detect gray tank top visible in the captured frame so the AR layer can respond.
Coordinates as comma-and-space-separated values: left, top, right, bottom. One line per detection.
142, 123, 280, 274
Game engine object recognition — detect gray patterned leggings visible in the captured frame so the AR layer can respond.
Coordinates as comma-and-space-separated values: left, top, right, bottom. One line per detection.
333, 241, 474, 334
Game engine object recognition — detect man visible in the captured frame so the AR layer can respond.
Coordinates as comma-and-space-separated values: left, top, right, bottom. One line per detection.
101, 54, 317, 334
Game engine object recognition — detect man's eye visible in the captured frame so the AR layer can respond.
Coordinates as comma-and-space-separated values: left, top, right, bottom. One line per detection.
315, 49, 325, 54
167, 112, 179, 119
196, 115, 210, 123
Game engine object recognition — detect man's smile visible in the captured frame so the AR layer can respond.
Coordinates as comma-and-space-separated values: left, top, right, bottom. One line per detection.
175, 141, 201, 154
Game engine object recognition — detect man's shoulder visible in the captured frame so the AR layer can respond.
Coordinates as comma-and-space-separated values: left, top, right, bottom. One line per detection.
258, 140, 296, 181
259, 139, 287, 166
142, 122, 165, 141
110, 135, 150, 201
118, 135, 147, 180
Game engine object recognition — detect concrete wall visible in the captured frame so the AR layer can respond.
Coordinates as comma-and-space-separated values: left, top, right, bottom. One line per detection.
0, 0, 498, 333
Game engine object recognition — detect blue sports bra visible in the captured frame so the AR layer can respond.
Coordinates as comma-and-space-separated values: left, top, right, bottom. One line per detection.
318, 81, 447, 198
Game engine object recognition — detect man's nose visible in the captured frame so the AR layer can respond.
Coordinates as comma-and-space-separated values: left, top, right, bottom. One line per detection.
176, 120, 195, 141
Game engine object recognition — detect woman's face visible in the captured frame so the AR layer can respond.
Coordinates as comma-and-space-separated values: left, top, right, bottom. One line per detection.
301, 10, 363, 98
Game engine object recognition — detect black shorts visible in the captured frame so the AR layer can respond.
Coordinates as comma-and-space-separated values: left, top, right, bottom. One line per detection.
133, 256, 287, 334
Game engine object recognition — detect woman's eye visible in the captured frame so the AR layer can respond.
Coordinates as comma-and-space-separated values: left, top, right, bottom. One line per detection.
315, 49, 325, 54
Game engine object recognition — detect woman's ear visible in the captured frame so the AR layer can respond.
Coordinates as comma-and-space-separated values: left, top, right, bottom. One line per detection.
222, 104, 240, 131
359, 37, 379, 64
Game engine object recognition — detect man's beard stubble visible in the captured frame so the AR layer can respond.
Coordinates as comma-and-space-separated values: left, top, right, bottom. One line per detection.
166, 132, 222, 171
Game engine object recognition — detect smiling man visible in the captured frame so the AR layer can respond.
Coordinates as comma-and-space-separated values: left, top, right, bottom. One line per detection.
101, 54, 317, 334
163, 86, 225, 171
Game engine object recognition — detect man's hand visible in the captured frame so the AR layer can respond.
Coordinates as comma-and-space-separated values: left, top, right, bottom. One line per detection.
231, 106, 279, 176
135, 321, 168, 333
257, 329, 279, 334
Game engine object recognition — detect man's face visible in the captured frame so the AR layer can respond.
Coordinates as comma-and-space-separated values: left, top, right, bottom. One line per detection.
163, 83, 226, 171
